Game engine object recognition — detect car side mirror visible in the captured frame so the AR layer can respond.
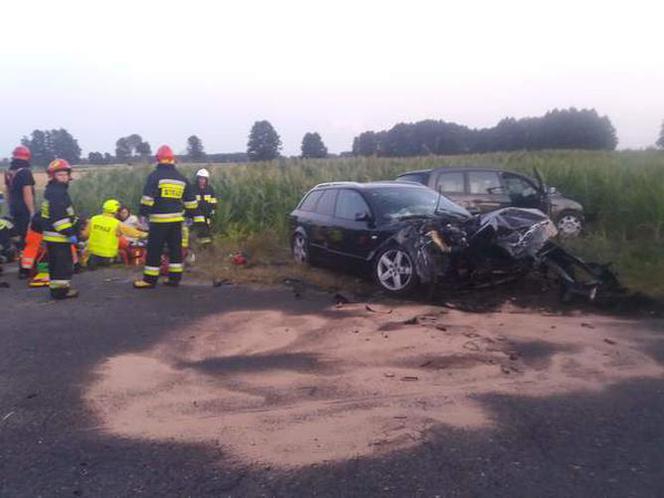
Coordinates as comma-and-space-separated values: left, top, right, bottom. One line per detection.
355, 211, 372, 222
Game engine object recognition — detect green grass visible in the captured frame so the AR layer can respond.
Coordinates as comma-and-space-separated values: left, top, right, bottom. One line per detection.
69, 150, 664, 297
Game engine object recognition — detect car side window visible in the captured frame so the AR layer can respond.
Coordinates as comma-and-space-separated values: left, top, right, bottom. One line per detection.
435, 172, 465, 193
501, 173, 538, 199
468, 171, 502, 194
335, 189, 371, 220
315, 189, 338, 216
299, 190, 323, 211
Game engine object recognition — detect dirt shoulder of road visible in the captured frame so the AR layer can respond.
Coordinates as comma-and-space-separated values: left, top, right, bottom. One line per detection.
73, 266, 664, 468
3, 265, 664, 496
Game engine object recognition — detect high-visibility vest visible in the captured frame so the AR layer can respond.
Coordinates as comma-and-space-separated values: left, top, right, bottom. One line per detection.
88, 214, 121, 258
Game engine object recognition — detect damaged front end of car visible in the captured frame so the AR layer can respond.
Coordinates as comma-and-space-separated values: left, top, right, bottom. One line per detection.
385, 207, 622, 302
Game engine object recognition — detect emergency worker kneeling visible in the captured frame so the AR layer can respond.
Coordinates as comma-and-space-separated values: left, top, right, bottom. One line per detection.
82, 199, 146, 268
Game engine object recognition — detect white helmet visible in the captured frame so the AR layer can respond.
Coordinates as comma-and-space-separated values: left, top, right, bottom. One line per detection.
196, 168, 210, 179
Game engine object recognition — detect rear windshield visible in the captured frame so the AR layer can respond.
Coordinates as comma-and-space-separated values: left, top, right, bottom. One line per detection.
365, 187, 470, 222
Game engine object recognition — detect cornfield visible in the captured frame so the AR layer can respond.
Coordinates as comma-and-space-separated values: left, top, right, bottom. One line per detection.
68, 151, 664, 297
71, 150, 664, 243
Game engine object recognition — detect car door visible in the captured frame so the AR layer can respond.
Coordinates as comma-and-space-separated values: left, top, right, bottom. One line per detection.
308, 188, 338, 258
432, 170, 472, 210
500, 172, 545, 210
328, 189, 375, 262
466, 170, 511, 213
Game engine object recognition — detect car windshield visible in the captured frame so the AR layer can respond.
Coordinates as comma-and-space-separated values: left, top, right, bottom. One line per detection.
366, 186, 471, 222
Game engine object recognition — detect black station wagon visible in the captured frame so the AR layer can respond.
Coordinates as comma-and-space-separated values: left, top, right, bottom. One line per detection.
289, 181, 471, 295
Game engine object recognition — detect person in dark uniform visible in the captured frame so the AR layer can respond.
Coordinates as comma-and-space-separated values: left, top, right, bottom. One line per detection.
133, 145, 198, 289
192, 168, 217, 246
3, 146, 35, 248
40, 159, 80, 299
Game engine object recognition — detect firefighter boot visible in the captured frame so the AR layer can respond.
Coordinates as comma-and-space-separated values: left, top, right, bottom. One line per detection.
51, 288, 79, 300
162, 278, 180, 287
133, 279, 156, 289
64, 288, 79, 299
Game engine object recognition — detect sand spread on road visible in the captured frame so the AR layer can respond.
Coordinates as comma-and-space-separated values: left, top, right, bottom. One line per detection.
85, 301, 664, 467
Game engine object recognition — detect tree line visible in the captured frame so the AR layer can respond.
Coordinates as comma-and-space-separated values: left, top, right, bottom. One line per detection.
16, 122, 329, 166
352, 108, 619, 157
12, 111, 664, 167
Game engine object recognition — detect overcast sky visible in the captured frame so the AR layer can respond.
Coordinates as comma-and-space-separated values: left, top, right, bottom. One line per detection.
2, 0, 662, 157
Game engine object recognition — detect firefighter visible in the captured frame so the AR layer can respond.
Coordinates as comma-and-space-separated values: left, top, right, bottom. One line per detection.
133, 145, 198, 289
3, 146, 35, 249
40, 159, 80, 299
192, 168, 217, 246
81, 199, 146, 269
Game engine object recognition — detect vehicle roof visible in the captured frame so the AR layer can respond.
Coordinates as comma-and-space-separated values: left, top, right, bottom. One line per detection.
399, 165, 532, 175
431, 166, 530, 175
395, 169, 432, 176
312, 180, 429, 190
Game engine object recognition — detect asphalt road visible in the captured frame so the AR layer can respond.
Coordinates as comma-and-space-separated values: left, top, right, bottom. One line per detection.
1, 269, 664, 497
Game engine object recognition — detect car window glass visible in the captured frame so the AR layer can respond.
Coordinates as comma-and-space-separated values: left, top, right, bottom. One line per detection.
397, 173, 429, 185
435, 172, 465, 193
367, 187, 470, 222
501, 173, 538, 198
299, 190, 323, 211
468, 171, 501, 194
335, 189, 370, 220
315, 189, 337, 216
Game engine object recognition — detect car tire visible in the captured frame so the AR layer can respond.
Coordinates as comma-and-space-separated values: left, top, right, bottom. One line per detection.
292, 231, 310, 265
373, 245, 419, 296
556, 210, 584, 238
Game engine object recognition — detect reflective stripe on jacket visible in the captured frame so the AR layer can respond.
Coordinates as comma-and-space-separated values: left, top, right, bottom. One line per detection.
40, 181, 77, 244
194, 184, 217, 220
139, 164, 198, 224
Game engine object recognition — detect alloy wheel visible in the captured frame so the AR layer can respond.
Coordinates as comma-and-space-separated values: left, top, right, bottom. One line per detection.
292, 233, 308, 263
557, 214, 582, 237
376, 249, 413, 291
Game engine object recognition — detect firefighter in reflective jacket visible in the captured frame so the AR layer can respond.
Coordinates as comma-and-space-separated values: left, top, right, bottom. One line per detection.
40, 159, 80, 299
134, 145, 198, 289
81, 199, 146, 268
193, 168, 217, 246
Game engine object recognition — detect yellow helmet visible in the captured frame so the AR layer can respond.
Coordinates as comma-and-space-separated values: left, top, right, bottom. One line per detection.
102, 199, 121, 214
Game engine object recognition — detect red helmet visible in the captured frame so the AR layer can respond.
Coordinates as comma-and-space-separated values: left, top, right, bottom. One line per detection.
47, 158, 72, 178
156, 145, 175, 164
12, 145, 31, 161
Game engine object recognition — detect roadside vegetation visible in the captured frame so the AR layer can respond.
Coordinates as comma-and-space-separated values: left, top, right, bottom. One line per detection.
69, 150, 664, 298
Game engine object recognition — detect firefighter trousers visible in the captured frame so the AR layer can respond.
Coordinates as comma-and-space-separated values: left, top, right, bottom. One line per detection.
47, 241, 73, 299
142, 222, 183, 284
196, 220, 212, 245
12, 211, 30, 249
21, 229, 43, 271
